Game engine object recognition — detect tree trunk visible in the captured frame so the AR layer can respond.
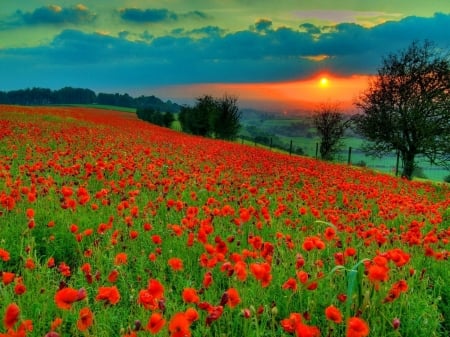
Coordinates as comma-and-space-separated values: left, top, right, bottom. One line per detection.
402, 151, 416, 180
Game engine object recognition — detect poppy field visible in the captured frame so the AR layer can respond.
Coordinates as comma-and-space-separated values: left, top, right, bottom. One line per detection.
0, 105, 449, 337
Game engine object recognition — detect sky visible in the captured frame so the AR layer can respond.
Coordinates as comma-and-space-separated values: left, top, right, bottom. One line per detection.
1, 1, 449, 112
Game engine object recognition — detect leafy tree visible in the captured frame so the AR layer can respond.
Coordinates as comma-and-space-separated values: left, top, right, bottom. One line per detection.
313, 103, 347, 160
136, 108, 174, 128
178, 94, 241, 139
213, 94, 242, 140
353, 40, 450, 179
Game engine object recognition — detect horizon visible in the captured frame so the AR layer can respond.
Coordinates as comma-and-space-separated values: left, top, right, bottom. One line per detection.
1, 1, 449, 113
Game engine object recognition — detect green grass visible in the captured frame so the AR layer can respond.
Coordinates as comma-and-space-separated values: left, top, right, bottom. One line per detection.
63, 104, 137, 113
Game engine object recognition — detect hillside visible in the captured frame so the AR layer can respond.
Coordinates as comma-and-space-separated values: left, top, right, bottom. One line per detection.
0, 105, 449, 337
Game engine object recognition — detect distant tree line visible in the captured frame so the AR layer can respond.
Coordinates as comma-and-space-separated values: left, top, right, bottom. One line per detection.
0, 87, 181, 113
178, 94, 242, 140
136, 108, 175, 128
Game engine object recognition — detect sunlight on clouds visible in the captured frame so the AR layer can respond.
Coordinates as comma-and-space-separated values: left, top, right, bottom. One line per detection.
75, 4, 89, 12
301, 55, 330, 62
49, 5, 62, 13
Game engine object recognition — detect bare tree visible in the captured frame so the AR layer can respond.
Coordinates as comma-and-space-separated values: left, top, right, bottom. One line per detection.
353, 40, 450, 180
313, 103, 346, 161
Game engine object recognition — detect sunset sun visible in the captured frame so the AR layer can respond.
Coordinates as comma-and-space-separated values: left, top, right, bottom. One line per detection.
319, 77, 329, 88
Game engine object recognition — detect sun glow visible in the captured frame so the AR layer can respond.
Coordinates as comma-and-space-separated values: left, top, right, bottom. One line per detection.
319, 77, 329, 88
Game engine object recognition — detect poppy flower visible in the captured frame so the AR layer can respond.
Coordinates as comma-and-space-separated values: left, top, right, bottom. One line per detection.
205, 306, 223, 326
146, 312, 165, 334
295, 321, 321, 337
2, 272, 15, 285
347, 317, 370, 337
54, 287, 81, 310
114, 252, 128, 265
14, 282, 26, 295
202, 271, 213, 288
50, 317, 63, 331
148, 279, 164, 298
282, 277, 298, 291
184, 308, 199, 323
225, 288, 241, 308
3, 303, 20, 329
325, 305, 343, 324
281, 313, 303, 333
77, 307, 93, 331
250, 262, 272, 287
96, 286, 120, 305
182, 288, 199, 304
168, 312, 191, 337
168, 258, 183, 271
108, 269, 119, 283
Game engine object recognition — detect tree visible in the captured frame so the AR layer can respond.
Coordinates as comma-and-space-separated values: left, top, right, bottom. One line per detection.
353, 40, 450, 180
213, 94, 241, 140
178, 94, 241, 140
313, 103, 346, 160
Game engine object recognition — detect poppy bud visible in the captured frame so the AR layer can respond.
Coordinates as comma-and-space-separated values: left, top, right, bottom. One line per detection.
392, 318, 400, 330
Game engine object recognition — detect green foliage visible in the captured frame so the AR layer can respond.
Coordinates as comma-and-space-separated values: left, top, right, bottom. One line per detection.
136, 107, 174, 128
178, 94, 241, 140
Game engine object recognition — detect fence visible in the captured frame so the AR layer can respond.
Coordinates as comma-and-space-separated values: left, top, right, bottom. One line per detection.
240, 137, 449, 182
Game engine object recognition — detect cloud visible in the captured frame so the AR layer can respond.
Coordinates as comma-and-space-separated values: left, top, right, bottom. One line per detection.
299, 23, 321, 35
254, 19, 272, 32
16, 4, 96, 25
1, 13, 449, 90
119, 8, 209, 23
119, 8, 177, 23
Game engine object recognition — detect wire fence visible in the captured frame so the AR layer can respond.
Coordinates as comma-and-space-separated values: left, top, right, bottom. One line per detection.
240, 137, 449, 182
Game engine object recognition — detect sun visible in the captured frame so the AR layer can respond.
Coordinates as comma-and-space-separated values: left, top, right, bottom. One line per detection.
319, 77, 329, 88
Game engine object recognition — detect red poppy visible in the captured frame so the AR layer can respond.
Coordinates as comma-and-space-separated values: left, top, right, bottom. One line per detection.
168, 258, 183, 271
146, 312, 165, 334
14, 282, 26, 295
96, 286, 120, 305
184, 308, 199, 323
108, 269, 119, 283
76, 307, 93, 331
250, 262, 272, 287
114, 252, 128, 265
54, 287, 81, 310
282, 277, 298, 291
168, 312, 191, 337
226, 288, 241, 308
295, 321, 321, 337
325, 305, 343, 324
182, 288, 199, 304
281, 313, 303, 333
347, 317, 370, 337
202, 271, 213, 288
2, 272, 15, 285
50, 317, 63, 331
3, 303, 20, 329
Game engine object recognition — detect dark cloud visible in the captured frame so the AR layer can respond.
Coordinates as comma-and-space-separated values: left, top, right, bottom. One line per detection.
1, 13, 449, 90
17, 4, 96, 25
254, 18, 272, 32
299, 23, 321, 34
120, 8, 177, 23
119, 8, 209, 23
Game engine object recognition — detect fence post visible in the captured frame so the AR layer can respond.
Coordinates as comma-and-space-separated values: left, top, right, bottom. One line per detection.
347, 146, 352, 165
315, 142, 319, 159
289, 140, 293, 155
395, 150, 400, 176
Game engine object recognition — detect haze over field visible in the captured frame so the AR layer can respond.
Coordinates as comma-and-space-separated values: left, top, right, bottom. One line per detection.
1, 1, 449, 112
